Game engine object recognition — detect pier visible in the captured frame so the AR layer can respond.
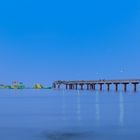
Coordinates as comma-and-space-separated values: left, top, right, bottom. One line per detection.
52, 79, 140, 92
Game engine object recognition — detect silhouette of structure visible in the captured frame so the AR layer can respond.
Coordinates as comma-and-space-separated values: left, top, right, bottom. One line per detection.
52, 80, 140, 92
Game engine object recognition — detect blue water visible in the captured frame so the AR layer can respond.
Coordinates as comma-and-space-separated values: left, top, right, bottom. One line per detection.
0, 89, 140, 140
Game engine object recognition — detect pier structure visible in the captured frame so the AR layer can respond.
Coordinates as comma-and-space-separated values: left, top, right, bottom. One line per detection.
52, 79, 140, 92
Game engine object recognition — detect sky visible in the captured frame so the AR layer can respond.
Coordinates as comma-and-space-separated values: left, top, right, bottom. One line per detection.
0, 0, 140, 85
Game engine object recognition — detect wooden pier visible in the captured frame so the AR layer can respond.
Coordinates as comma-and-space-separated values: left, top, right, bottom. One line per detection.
52, 79, 140, 92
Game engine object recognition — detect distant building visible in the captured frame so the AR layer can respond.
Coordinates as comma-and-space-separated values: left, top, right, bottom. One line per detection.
33, 84, 43, 89
11, 81, 25, 89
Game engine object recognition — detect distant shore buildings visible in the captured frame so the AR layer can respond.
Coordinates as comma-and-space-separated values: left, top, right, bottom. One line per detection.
33, 84, 43, 89
12, 81, 25, 89
0, 81, 52, 89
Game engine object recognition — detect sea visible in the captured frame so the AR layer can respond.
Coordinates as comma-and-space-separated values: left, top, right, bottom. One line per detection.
0, 89, 140, 140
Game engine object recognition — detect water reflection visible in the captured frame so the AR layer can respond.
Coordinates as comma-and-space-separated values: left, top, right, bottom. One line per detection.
95, 91, 100, 126
119, 92, 124, 127
62, 90, 66, 121
76, 90, 82, 125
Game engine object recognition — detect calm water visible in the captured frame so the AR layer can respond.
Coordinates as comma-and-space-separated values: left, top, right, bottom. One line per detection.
0, 89, 140, 140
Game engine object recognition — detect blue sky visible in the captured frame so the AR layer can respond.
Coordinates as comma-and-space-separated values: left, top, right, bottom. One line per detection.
0, 0, 140, 85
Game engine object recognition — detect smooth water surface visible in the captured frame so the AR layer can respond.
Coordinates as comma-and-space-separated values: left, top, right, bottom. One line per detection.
0, 89, 140, 140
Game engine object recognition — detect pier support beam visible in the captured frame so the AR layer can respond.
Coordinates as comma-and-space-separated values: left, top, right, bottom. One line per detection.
91, 84, 95, 90
93, 84, 96, 90
58, 84, 60, 89
99, 83, 103, 91
106, 83, 111, 91
114, 83, 119, 92
80, 84, 84, 90
123, 83, 129, 92
132, 83, 138, 92
70, 84, 73, 89
66, 84, 68, 89
87, 84, 90, 90
133, 83, 137, 92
